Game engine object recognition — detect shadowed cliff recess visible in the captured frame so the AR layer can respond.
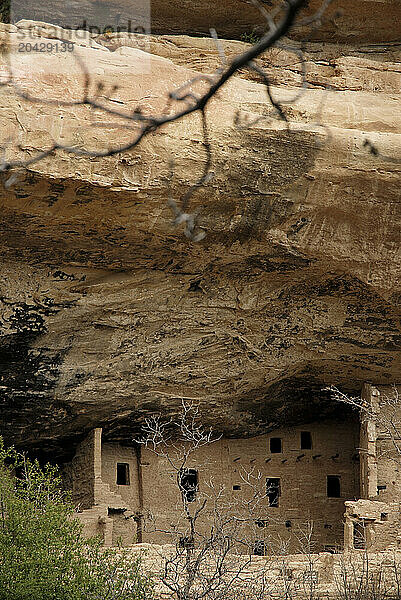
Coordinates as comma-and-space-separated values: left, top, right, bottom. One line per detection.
0, 4, 400, 457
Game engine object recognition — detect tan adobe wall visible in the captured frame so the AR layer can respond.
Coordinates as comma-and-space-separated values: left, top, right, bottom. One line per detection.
346, 384, 401, 552
140, 419, 359, 553
344, 498, 398, 552
65, 430, 140, 545
374, 385, 401, 503
359, 384, 401, 504
109, 511, 138, 546
101, 443, 141, 512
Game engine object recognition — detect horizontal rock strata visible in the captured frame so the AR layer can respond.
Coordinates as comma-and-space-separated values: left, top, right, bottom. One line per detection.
0, 19, 400, 456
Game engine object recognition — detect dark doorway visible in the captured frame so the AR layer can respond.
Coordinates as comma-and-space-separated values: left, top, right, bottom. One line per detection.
327, 475, 341, 497
116, 463, 130, 485
179, 468, 198, 502
253, 540, 266, 556
300, 431, 312, 449
270, 438, 282, 453
266, 477, 280, 507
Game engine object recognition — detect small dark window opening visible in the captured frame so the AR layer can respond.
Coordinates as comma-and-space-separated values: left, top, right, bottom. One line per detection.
108, 507, 126, 515
179, 468, 198, 502
327, 475, 341, 498
285, 520, 292, 528
270, 438, 282, 453
381, 513, 388, 521
301, 431, 312, 450
179, 536, 195, 550
255, 519, 268, 528
253, 540, 266, 556
116, 463, 130, 485
266, 477, 280, 507
233, 485, 241, 490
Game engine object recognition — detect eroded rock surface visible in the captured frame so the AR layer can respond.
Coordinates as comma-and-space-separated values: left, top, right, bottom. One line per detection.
0, 21, 400, 457
8, 0, 401, 43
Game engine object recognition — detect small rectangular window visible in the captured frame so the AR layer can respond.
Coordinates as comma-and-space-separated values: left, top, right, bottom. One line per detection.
255, 519, 267, 528
116, 463, 130, 486
179, 468, 198, 502
233, 485, 241, 490
300, 431, 312, 449
253, 540, 266, 556
327, 475, 341, 498
270, 438, 282, 453
266, 477, 280, 507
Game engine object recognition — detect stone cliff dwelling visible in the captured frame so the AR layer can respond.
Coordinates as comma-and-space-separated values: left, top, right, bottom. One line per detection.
63, 383, 401, 554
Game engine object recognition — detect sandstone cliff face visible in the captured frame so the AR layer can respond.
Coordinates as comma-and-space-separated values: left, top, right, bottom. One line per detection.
9, 0, 401, 43
0, 19, 400, 456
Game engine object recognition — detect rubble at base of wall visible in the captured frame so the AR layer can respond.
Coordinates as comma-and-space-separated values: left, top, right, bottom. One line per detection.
121, 544, 401, 599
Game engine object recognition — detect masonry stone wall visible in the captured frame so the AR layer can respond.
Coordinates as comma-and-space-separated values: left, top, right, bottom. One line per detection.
140, 418, 360, 553
64, 429, 140, 545
64, 428, 98, 510
375, 385, 401, 503
101, 443, 141, 511
109, 511, 138, 546
128, 545, 401, 600
344, 384, 401, 552
359, 383, 378, 499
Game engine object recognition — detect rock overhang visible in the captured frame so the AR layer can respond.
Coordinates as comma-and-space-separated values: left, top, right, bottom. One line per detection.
0, 21, 400, 457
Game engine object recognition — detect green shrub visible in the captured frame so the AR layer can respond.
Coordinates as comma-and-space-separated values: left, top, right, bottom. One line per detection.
240, 32, 261, 45
0, 438, 153, 600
